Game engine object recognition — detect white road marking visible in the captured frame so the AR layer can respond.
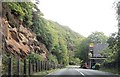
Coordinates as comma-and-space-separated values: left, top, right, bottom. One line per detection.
75, 69, 85, 77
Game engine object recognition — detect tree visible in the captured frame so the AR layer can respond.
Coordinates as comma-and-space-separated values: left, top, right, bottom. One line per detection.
116, 2, 120, 69
48, 54, 58, 64
88, 31, 108, 44
75, 38, 89, 62
75, 32, 108, 62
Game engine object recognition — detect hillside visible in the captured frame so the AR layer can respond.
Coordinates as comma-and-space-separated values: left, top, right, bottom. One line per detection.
1, 2, 84, 65
2, 18, 48, 59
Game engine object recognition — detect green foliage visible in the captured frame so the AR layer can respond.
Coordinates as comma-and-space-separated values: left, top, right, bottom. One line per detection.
2, 54, 24, 75
3, 2, 85, 66
8, 2, 25, 17
48, 54, 58, 64
101, 2, 120, 74
69, 58, 83, 65
75, 58, 81, 64
75, 38, 89, 62
101, 32, 118, 63
116, 2, 120, 72
76, 32, 108, 62
88, 31, 108, 44
100, 33, 119, 73
31, 11, 84, 65
100, 47, 112, 57
20, 2, 34, 27
27, 52, 45, 61
4, 2, 35, 28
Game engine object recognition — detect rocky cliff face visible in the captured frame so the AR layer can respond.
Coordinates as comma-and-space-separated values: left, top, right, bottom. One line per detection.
2, 18, 48, 59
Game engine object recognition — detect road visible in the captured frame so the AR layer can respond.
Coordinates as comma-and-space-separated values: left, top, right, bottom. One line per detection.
46, 66, 119, 77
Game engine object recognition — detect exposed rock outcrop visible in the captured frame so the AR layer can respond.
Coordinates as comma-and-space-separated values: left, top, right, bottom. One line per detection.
2, 18, 48, 59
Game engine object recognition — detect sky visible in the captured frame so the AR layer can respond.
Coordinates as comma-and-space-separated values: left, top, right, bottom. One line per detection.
38, 0, 118, 37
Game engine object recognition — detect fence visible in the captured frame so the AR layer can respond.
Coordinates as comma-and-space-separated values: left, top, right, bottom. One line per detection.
2, 56, 64, 75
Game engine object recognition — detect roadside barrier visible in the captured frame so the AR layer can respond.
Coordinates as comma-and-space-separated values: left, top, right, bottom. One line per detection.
2, 56, 64, 75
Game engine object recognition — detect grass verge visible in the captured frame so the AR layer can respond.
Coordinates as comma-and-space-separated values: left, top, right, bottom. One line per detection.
33, 68, 61, 75
100, 67, 119, 75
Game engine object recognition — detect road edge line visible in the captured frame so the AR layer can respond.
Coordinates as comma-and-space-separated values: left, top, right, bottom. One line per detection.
75, 69, 85, 77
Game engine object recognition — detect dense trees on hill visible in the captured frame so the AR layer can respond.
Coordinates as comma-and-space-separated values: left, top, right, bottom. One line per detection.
32, 16, 85, 65
2, 2, 34, 28
88, 31, 108, 44
2, 2, 84, 66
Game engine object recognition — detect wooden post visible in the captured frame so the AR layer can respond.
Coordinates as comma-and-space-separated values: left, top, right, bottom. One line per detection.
56, 64, 57, 69
49, 61, 50, 70
54, 62, 55, 69
39, 61, 41, 71
54, 63, 56, 69
8, 57, 12, 75
47, 61, 49, 70
46, 61, 48, 70
45, 61, 47, 70
48, 61, 50, 70
28, 59, 31, 75
44, 61, 45, 70
45, 61, 46, 70
17, 58, 20, 75
39, 60, 41, 71
32, 60, 34, 73
51, 62, 53, 69
41, 61, 43, 71
52, 62, 54, 69
44, 61, 46, 70
42, 61, 44, 71
35, 60, 37, 72
23, 59, 26, 75
53, 62, 55, 69
40, 61, 42, 71
43, 61, 45, 70
38, 60, 40, 72
49, 62, 51, 70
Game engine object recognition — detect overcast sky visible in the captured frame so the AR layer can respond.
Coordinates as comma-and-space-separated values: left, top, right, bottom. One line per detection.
38, 0, 118, 37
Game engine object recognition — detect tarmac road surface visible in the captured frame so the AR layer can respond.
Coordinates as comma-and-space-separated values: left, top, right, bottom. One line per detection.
46, 66, 119, 77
